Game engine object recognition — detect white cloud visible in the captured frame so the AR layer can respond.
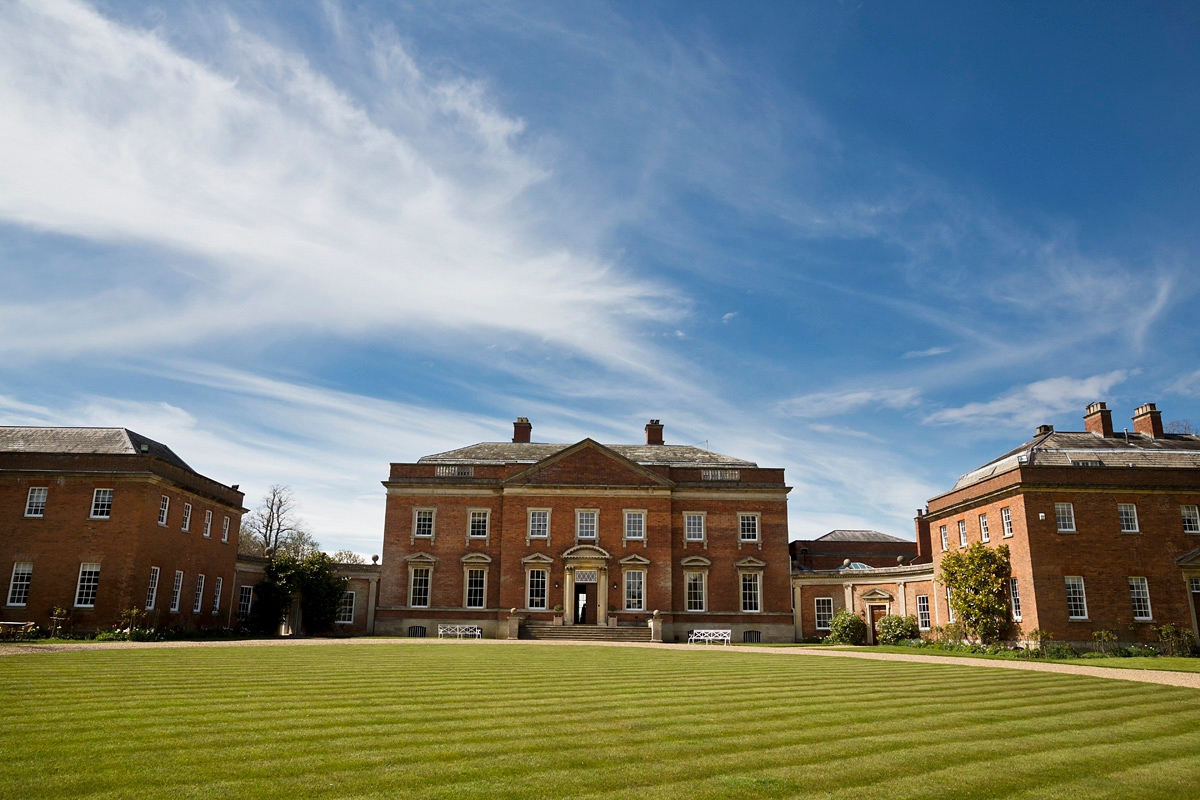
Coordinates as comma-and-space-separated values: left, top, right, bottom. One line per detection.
776, 387, 921, 419
924, 370, 1134, 430
902, 346, 951, 359
721, 312, 737, 323
0, 1, 681, 382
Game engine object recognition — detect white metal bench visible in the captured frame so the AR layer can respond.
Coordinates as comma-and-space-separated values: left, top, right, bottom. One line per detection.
438, 624, 482, 640
687, 629, 731, 645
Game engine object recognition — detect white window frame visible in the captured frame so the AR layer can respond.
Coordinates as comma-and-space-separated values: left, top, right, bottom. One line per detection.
958, 520, 968, 547
1055, 503, 1076, 532
1065, 576, 1088, 619
1009, 577, 1021, 621
1128, 577, 1152, 621
158, 495, 170, 526
624, 569, 645, 611
468, 509, 490, 539
7, 562, 33, 607
90, 489, 113, 519
203, 510, 212, 538
409, 566, 431, 608
238, 585, 253, 620
145, 566, 159, 610
24, 487, 47, 518
182, 503, 192, 532
684, 571, 706, 612
1001, 506, 1013, 537
740, 571, 761, 613
526, 568, 548, 610
814, 597, 834, 630
946, 587, 955, 623
335, 591, 356, 624
465, 568, 486, 609
1118, 503, 1139, 533
193, 574, 206, 613
575, 509, 598, 540
413, 508, 435, 539
939, 525, 948, 551
979, 513, 989, 542
624, 510, 646, 541
527, 508, 550, 539
738, 513, 760, 542
683, 512, 706, 542
75, 563, 100, 608
222, 516, 230, 542
212, 576, 223, 615
916, 595, 931, 630
1183, 505, 1200, 534
171, 570, 184, 612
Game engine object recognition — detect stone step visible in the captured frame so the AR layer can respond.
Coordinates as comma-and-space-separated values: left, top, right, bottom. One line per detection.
521, 624, 653, 642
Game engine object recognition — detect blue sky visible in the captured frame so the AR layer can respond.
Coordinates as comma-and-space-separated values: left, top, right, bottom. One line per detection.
2, 1, 1199, 555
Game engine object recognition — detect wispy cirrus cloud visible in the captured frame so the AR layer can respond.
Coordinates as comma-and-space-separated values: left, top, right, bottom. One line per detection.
924, 370, 1134, 430
902, 346, 951, 359
0, 1, 680, 380
775, 387, 921, 419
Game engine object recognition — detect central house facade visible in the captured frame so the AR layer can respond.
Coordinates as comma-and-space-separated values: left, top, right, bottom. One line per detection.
377, 419, 793, 642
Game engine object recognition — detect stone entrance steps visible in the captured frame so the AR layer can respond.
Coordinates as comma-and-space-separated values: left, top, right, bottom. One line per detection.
522, 623, 653, 643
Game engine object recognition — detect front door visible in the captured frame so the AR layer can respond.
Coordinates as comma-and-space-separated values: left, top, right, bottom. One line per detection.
869, 605, 887, 645
574, 583, 597, 624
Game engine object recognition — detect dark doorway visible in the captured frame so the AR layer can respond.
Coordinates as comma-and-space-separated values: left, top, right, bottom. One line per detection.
574, 583, 597, 624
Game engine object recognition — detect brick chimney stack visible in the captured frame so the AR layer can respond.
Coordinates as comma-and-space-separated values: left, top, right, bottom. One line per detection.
1083, 401, 1114, 437
512, 417, 532, 443
1132, 403, 1164, 438
645, 419, 664, 446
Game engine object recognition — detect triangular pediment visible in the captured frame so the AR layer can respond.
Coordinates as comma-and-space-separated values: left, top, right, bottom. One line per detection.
619, 553, 651, 566
405, 551, 437, 565
503, 439, 675, 488
734, 556, 767, 569
521, 552, 555, 565
1176, 547, 1200, 567
562, 544, 612, 561
460, 552, 493, 564
860, 588, 894, 602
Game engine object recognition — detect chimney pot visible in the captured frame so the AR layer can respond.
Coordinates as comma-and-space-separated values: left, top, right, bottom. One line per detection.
1132, 403, 1164, 438
512, 417, 532, 443
1083, 401, 1114, 437
645, 419, 664, 446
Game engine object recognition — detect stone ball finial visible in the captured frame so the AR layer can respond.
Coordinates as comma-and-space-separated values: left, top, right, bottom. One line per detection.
843, 558, 851, 567
372, 554, 379, 564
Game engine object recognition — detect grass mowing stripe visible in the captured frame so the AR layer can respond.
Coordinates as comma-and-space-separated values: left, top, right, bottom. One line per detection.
3, 643, 1199, 800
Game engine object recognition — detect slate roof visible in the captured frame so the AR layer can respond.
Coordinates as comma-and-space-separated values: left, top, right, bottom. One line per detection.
813, 529, 909, 543
418, 440, 756, 468
952, 430, 1200, 490
0, 427, 193, 472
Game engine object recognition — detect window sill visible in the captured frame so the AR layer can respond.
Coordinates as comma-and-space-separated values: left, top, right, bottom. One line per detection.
1067, 617, 1090, 622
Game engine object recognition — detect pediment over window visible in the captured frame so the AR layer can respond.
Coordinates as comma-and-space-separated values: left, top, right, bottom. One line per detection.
680, 555, 712, 568
734, 556, 767, 569
405, 551, 437, 565
562, 544, 612, 561
860, 588, 894, 602
503, 439, 675, 488
521, 552, 555, 565
461, 552, 493, 564
1176, 547, 1200, 567
618, 553, 651, 566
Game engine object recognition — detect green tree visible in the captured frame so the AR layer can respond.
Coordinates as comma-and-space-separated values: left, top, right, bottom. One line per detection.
245, 552, 347, 635
938, 542, 1012, 644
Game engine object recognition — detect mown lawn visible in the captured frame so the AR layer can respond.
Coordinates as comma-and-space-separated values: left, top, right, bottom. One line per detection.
825, 644, 1200, 674
2, 641, 1199, 799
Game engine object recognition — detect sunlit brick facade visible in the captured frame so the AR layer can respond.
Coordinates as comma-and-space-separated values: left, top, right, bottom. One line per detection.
377, 419, 794, 642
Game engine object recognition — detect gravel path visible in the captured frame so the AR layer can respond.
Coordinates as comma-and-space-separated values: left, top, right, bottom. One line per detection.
3, 637, 1198, 689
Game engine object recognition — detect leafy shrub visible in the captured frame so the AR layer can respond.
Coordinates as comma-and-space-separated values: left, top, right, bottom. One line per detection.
1043, 642, 1079, 659
823, 610, 868, 645
1091, 629, 1118, 655
1154, 623, 1194, 657
875, 614, 919, 645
